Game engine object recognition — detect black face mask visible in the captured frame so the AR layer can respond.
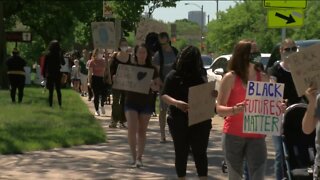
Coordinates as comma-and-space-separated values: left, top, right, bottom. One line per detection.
249, 52, 261, 64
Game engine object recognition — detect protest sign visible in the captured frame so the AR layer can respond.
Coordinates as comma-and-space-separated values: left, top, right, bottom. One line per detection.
188, 81, 216, 126
243, 81, 284, 135
135, 18, 168, 45
287, 43, 320, 96
91, 22, 116, 49
112, 64, 154, 94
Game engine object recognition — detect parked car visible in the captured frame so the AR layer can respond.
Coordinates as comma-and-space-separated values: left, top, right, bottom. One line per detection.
266, 39, 320, 70
206, 54, 232, 90
207, 53, 270, 90
201, 55, 213, 69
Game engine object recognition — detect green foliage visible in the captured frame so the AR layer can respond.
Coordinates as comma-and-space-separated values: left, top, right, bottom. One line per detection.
0, 87, 106, 154
207, 1, 320, 55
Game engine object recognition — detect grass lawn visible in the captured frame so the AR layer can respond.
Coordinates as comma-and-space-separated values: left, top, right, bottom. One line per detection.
0, 87, 106, 154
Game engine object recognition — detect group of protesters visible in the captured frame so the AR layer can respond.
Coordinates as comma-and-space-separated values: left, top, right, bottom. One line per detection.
5, 32, 320, 180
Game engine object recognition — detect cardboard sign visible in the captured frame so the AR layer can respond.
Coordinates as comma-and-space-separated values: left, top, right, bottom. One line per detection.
287, 44, 320, 96
91, 22, 116, 49
112, 64, 154, 94
188, 81, 216, 126
135, 18, 168, 45
243, 81, 284, 136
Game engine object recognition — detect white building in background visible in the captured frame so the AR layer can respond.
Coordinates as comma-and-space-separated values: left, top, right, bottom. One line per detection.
188, 11, 206, 28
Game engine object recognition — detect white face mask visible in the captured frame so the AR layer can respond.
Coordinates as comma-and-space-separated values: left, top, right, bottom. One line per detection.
120, 46, 128, 52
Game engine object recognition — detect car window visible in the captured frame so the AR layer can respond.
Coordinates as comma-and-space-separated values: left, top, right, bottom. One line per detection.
201, 56, 212, 66
211, 57, 228, 72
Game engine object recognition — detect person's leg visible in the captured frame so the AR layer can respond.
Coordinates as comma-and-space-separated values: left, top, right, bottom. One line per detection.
245, 138, 267, 180
137, 113, 151, 163
46, 77, 54, 107
222, 133, 246, 180
159, 97, 167, 142
272, 135, 284, 180
92, 76, 101, 112
119, 92, 126, 125
55, 75, 62, 107
125, 110, 139, 164
8, 75, 17, 103
189, 120, 211, 178
110, 90, 121, 126
167, 116, 189, 178
17, 75, 25, 103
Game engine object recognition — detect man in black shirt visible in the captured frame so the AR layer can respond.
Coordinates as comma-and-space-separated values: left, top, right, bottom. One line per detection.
268, 38, 303, 180
6, 48, 27, 103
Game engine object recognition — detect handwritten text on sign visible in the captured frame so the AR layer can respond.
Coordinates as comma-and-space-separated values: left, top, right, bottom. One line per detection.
243, 81, 284, 136
112, 64, 154, 94
287, 43, 320, 96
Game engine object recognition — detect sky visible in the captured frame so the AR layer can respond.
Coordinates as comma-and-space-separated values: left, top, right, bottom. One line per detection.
148, 1, 237, 24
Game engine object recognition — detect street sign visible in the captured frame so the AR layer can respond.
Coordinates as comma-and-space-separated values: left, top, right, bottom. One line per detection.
267, 9, 304, 28
103, 1, 113, 18
5, 31, 32, 42
264, 0, 307, 9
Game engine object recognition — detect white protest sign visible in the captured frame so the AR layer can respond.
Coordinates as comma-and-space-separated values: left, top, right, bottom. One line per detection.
188, 81, 216, 126
287, 43, 320, 96
91, 22, 116, 49
243, 81, 284, 136
112, 64, 154, 94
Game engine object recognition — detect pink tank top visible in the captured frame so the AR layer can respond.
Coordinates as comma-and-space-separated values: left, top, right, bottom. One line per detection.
223, 72, 265, 138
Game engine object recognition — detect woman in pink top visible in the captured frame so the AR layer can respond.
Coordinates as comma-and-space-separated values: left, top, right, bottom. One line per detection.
216, 40, 270, 179
88, 48, 106, 116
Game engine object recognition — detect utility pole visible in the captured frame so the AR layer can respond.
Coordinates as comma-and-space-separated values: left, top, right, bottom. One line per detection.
216, 0, 219, 19
0, 1, 8, 89
200, 5, 204, 51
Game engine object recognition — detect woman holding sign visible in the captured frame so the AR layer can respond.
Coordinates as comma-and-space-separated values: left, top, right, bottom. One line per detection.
216, 40, 270, 179
125, 44, 160, 168
161, 45, 216, 179
302, 84, 320, 179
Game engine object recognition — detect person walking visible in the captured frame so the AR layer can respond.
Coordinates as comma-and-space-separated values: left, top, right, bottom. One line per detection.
216, 39, 282, 179
109, 38, 131, 128
43, 40, 65, 107
153, 32, 178, 143
125, 44, 160, 168
71, 59, 81, 92
87, 48, 106, 116
161, 45, 215, 179
302, 83, 320, 179
268, 38, 304, 180
6, 48, 27, 103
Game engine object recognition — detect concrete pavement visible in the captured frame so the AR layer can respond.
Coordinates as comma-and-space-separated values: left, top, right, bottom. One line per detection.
0, 96, 277, 179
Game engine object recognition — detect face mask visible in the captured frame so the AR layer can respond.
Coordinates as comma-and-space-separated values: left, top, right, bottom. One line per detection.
120, 46, 128, 52
249, 52, 261, 64
97, 53, 103, 59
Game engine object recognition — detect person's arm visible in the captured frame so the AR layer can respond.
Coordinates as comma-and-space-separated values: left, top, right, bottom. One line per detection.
216, 72, 245, 117
161, 94, 188, 112
302, 85, 319, 134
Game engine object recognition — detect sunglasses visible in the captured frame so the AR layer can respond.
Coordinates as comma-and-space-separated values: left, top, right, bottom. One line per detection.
284, 46, 298, 52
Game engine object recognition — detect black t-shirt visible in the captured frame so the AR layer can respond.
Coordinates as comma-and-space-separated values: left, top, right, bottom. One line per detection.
269, 62, 303, 106
161, 70, 208, 121
124, 65, 158, 108
110, 54, 131, 77
6, 55, 26, 72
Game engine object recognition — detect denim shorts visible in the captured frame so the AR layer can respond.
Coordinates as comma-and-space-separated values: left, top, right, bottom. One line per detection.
124, 104, 153, 115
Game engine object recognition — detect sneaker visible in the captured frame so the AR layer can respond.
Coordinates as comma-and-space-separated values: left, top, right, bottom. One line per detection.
100, 106, 106, 115
109, 122, 117, 128
129, 159, 136, 168
136, 160, 143, 168
119, 122, 127, 129
95, 111, 100, 116
152, 112, 157, 117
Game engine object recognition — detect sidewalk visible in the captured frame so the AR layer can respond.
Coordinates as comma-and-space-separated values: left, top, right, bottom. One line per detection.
0, 96, 276, 179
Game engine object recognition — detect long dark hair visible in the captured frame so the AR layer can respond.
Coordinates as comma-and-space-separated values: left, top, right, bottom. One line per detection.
48, 40, 61, 55
228, 39, 252, 83
134, 44, 152, 67
175, 45, 202, 78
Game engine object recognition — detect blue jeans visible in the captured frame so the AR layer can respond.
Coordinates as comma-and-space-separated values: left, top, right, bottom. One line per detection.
272, 135, 285, 180
222, 134, 267, 180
